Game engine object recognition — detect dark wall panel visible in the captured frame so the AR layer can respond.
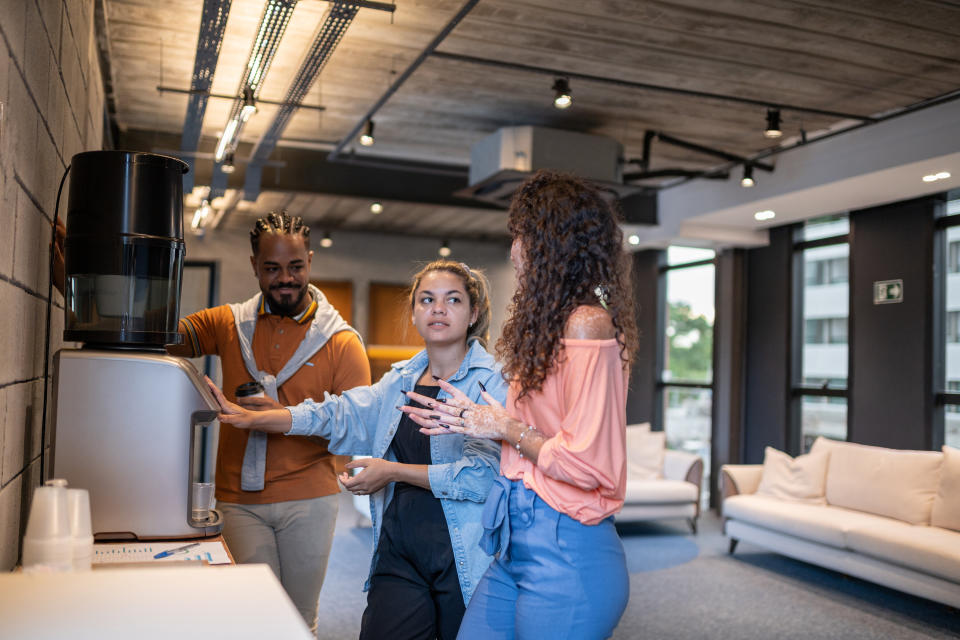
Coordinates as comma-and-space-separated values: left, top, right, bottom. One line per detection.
626, 249, 662, 425
849, 197, 939, 450
743, 227, 792, 463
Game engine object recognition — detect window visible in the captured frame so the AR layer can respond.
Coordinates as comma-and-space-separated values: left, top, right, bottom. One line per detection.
660, 246, 715, 504
793, 217, 849, 452
937, 192, 960, 448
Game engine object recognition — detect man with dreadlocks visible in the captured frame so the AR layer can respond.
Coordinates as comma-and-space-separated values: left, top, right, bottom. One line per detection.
168, 211, 371, 631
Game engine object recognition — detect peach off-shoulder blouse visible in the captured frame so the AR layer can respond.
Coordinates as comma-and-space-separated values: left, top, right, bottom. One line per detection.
500, 338, 628, 525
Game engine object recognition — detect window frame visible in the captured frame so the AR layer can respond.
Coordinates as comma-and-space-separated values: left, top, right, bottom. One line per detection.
655, 253, 717, 426
790, 224, 851, 454
933, 193, 960, 449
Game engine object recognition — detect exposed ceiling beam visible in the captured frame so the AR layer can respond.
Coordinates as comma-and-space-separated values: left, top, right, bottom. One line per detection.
242, 0, 362, 200
327, 0, 480, 161
180, 0, 233, 192
123, 129, 501, 211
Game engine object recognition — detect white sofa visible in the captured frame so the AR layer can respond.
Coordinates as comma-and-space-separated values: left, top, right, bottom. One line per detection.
721, 437, 960, 609
616, 424, 703, 533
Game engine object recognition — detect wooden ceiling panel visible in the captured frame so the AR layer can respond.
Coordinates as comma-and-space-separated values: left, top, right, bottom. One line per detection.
104, 0, 960, 242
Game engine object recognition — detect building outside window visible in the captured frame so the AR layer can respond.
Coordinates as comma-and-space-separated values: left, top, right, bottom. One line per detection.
938, 195, 960, 448
794, 216, 849, 452
660, 246, 715, 502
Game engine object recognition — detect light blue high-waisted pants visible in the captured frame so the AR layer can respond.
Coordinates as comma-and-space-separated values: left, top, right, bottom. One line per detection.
457, 478, 629, 640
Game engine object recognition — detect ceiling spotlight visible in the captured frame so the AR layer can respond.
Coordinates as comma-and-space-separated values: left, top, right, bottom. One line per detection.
438, 240, 452, 257
628, 235, 640, 245
320, 231, 333, 248
754, 210, 776, 221
214, 118, 239, 162
764, 108, 782, 139
923, 171, 951, 182
221, 152, 236, 174
370, 202, 383, 214
740, 164, 755, 188
191, 199, 213, 232
552, 78, 572, 109
241, 86, 257, 122
359, 120, 375, 146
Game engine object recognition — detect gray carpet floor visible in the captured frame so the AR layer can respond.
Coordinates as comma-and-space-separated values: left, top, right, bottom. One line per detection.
315, 492, 959, 639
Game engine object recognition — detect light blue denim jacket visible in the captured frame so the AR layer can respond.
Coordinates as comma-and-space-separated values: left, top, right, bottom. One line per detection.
286, 339, 506, 604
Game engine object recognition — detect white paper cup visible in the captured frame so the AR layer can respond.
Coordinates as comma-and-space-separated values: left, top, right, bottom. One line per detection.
22, 482, 72, 572
67, 488, 93, 570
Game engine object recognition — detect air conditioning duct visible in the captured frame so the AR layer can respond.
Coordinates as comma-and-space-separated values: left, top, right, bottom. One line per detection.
455, 126, 647, 208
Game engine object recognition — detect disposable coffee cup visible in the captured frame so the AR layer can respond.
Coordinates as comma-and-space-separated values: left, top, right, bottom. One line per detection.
67, 488, 93, 571
191, 482, 215, 524
22, 480, 73, 572
236, 381, 265, 399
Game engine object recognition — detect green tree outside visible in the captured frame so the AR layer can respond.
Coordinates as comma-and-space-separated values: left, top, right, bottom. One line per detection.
666, 301, 713, 382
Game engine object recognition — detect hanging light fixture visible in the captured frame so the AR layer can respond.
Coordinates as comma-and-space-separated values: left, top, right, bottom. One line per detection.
320, 231, 333, 248
221, 152, 236, 174
764, 108, 782, 139
740, 164, 755, 188
552, 77, 572, 109
240, 86, 258, 121
359, 120, 375, 146
438, 240, 452, 257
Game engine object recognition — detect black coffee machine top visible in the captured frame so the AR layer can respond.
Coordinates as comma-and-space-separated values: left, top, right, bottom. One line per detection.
64, 151, 189, 347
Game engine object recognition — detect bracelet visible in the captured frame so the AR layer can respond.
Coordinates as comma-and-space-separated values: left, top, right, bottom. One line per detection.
514, 424, 536, 459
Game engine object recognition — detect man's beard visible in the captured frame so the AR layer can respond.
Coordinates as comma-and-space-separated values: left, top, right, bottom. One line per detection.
266, 283, 309, 316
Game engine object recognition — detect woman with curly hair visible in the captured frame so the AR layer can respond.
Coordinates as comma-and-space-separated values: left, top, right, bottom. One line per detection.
403, 170, 638, 639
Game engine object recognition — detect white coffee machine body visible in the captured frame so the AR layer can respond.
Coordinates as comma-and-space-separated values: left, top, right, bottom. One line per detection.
52, 349, 222, 539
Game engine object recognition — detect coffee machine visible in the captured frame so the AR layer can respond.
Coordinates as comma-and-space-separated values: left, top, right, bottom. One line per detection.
52, 150, 222, 540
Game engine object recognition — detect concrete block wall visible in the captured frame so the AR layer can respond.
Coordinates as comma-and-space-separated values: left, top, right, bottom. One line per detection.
0, 0, 104, 571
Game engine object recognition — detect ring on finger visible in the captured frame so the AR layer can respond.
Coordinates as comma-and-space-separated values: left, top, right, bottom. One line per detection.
458, 407, 467, 418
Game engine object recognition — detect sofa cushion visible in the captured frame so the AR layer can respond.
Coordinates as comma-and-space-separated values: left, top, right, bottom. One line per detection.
931, 445, 960, 532
623, 479, 697, 504
756, 446, 828, 504
723, 495, 889, 549
846, 520, 960, 583
812, 437, 942, 525
626, 426, 664, 481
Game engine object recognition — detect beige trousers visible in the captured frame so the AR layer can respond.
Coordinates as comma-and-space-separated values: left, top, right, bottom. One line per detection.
218, 494, 339, 633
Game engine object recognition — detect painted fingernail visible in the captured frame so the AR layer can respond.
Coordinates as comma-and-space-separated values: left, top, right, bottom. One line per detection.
439, 398, 447, 403
478, 381, 487, 392
395, 405, 402, 410
428, 402, 436, 408
432, 375, 442, 381
429, 414, 442, 420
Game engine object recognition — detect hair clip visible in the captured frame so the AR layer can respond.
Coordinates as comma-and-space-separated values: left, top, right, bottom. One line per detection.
594, 284, 610, 311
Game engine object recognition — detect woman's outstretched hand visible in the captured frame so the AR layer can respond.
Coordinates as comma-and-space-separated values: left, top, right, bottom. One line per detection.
204, 376, 293, 433
338, 458, 397, 495
401, 377, 518, 440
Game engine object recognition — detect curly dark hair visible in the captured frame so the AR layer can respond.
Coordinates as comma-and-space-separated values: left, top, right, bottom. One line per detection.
250, 210, 310, 254
497, 170, 638, 400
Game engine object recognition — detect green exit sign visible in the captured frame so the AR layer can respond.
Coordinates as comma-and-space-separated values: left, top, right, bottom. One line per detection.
874, 279, 903, 304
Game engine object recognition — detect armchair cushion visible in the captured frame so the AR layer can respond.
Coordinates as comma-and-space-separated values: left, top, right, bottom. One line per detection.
625, 425, 664, 481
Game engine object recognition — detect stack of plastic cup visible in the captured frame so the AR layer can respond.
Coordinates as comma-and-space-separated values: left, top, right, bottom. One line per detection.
67, 488, 93, 570
21, 479, 73, 572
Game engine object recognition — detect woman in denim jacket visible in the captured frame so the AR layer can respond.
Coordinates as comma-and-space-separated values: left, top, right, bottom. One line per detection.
208, 260, 506, 640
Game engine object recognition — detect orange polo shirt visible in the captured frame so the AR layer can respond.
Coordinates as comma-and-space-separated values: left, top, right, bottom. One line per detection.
170, 298, 370, 504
